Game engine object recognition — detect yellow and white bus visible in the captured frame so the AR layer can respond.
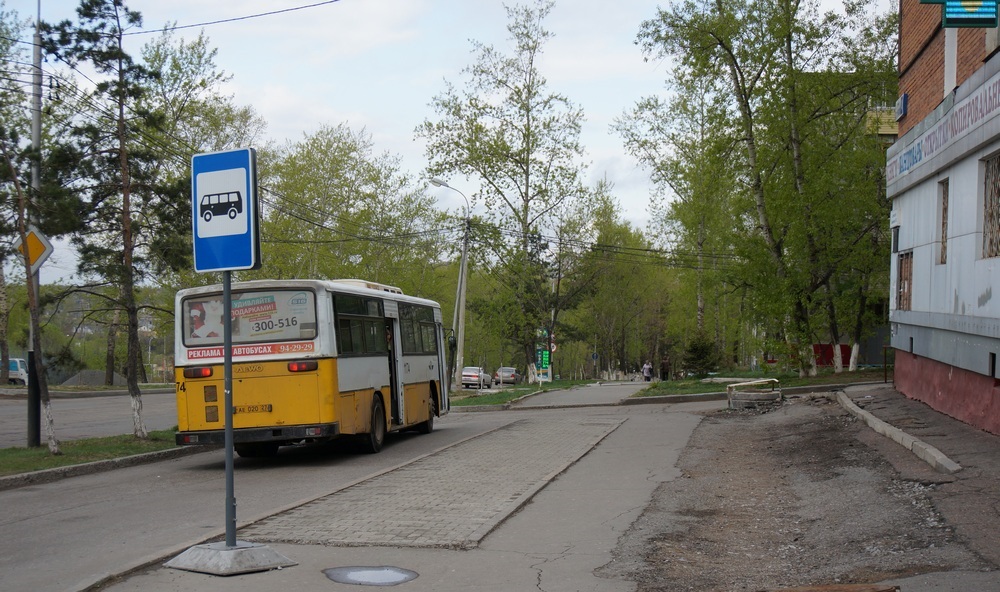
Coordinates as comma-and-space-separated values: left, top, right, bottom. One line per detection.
174, 279, 448, 457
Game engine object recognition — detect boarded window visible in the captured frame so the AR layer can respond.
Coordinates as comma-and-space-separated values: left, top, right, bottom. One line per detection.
985, 154, 1000, 258
897, 251, 913, 311
939, 179, 949, 264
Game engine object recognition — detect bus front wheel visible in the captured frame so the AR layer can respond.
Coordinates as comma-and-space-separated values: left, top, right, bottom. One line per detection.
363, 395, 386, 453
203, 211, 212, 223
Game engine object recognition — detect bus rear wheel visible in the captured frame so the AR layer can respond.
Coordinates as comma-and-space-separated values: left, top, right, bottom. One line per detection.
416, 397, 436, 435
362, 395, 386, 454
234, 442, 278, 458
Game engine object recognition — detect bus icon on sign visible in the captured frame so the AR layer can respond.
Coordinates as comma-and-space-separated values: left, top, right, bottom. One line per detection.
200, 191, 243, 222
195, 167, 248, 239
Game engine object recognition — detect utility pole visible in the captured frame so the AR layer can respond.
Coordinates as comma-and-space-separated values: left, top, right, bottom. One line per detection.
454, 216, 469, 389
26, 0, 42, 447
429, 178, 470, 391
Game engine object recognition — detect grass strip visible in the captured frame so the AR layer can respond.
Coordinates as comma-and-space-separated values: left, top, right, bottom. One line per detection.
0, 428, 178, 477
451, 379, 596, 407
635, 368, 890, 397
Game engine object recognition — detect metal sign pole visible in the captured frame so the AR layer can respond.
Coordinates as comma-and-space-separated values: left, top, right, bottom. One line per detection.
223, 270, 236, 548
26, 271, 39, 447
166, 147, 294, 575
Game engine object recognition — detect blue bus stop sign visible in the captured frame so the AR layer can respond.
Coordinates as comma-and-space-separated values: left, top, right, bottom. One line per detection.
191, 148, 261, 272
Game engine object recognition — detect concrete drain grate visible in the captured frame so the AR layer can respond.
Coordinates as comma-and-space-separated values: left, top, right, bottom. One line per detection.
323, 566, 418, 586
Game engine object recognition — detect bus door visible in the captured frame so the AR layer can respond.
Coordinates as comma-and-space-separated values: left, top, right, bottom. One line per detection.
383, 303, 405, 426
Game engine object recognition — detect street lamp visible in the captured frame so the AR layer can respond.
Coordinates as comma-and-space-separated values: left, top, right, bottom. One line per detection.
430, 178, 470, 392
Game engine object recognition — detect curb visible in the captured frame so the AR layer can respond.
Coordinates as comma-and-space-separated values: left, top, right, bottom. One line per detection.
0, 445, 216, 492
0, 388, 174, 400
832, 390, 962, 474
622, 381, 889, 406
450, 387, 548, 412
451, 404, 508, 413
621, 392, 727, 405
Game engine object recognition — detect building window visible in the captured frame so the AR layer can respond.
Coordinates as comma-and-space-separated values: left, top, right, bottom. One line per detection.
897, 251, 913, 311
939, 179, 949, 264
984, 153, 1000, 258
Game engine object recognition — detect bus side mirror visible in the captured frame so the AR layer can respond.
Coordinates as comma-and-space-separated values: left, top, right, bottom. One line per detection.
448, 334, 457, 351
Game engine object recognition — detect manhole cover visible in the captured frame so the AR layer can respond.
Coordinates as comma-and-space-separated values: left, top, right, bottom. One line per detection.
323, 566, 419, 586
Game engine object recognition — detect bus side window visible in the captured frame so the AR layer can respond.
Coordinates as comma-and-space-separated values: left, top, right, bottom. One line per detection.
338, 318, 356, 354
363, 319, 388, 354
420, 322, 438, 354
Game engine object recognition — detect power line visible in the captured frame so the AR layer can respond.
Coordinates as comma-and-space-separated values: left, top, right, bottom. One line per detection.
123, 1, 345, 36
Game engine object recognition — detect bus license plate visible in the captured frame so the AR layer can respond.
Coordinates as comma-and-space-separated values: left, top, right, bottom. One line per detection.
234, 404, 272, 414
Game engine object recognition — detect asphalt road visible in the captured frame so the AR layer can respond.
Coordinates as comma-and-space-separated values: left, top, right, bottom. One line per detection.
0, 380, 639, 449
0, 390, 179, 448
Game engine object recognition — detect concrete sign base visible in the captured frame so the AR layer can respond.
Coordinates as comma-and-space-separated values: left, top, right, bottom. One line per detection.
165, 541, 297, 576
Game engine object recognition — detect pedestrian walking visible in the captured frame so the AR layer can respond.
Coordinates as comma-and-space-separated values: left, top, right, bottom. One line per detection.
642, 361, 652, 382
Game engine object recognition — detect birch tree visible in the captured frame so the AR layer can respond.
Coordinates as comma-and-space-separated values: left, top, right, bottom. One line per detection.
617, 72, 739, 359
418, 0, 588, 370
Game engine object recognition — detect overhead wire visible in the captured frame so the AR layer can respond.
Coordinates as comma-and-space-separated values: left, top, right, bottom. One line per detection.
122, 1, 345, 36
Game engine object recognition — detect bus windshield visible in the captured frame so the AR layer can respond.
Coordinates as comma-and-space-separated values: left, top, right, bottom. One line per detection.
182, 289, 318, 347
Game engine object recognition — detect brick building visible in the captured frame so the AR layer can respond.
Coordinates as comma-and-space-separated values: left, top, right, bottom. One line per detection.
887, 0, 1000, 434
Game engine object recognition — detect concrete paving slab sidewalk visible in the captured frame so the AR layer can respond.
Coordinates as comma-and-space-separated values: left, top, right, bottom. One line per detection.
239, 416, 626, 549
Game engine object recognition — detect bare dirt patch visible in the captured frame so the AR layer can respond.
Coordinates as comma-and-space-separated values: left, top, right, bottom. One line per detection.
599, 396, 991, 591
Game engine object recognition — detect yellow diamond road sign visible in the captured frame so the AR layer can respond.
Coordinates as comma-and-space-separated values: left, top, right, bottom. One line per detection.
13, 226, 54, 275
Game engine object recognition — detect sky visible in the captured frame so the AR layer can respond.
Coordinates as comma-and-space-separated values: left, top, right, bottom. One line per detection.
7, 0, 674, 282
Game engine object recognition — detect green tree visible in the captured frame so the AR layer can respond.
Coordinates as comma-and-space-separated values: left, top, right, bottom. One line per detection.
418, 0, 588, 372
636, 0, 896, 375
617, 71, 740, 366
43, 0, 173, 437
569, 194, 667, 377
256, 124, 448, 292
0, 4, 88, 452
0, 4, 31, 386
136, 27, 267, 276
683, 331, 719, 376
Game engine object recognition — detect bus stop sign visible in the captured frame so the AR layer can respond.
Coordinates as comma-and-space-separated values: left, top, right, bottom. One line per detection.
191, 148, 261, 273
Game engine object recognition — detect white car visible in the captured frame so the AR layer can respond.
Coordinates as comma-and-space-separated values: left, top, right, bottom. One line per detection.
461, 366, 491, 389
493, 367, 521, 385
8, 358, 28, 385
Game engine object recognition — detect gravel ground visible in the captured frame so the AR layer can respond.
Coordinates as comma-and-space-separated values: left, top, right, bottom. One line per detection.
598, 396, 994, 591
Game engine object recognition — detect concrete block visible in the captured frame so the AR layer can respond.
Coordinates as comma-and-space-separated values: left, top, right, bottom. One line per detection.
164, 541, 297, 576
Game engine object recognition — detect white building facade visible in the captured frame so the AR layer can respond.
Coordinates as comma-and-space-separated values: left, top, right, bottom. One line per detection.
887, 53, 1000, 435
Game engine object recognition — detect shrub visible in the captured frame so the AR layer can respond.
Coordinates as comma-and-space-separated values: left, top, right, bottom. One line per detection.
683, 333, 719, 377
